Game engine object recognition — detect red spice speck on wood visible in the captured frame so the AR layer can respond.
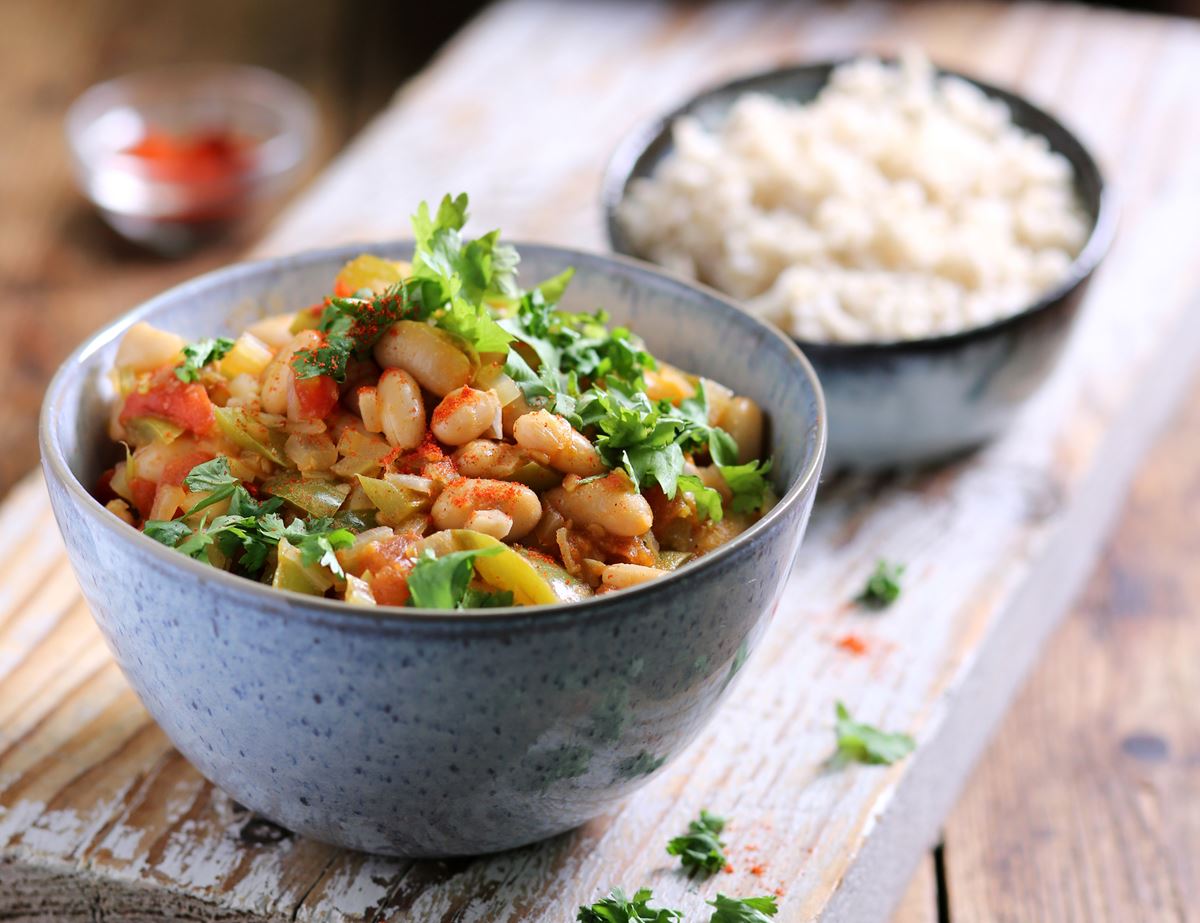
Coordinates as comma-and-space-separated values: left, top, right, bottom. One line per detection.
836, 632, 869, 655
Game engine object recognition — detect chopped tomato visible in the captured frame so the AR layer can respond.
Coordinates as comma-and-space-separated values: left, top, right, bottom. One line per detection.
363, 535, 418, 606
332, 279, 357, 298
161, 450, 215, 486
291, 372, 340, 421
121, 377, 215, 436
130, 477, 157, 519
95, 468, 117, 503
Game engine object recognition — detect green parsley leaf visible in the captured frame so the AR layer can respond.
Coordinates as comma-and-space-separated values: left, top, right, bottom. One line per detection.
183, 457, 242, 515
293, 286, 421, 381
438, 294, 515, 354
144, 518, 193, 547
406, 546, 505, 610
145, 457, 357, 580
666, 809, 727, 876
707, 894, 780, 923
833, 701, 916, 766
718, 460, 773, 514
577, 887, 682, 923
174, 337, 235, 383
462, 587, 515, 608
857, 560, 904, 609
407, 194, 518, 353
677, 474, 724, 522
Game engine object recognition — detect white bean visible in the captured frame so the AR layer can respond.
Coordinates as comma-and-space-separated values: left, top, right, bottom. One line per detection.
431, 386, 501, 446
513, 410, 605, 476
373, 321, 472, 396
464, 509, 513, 540
546, 473, 653, 537
376, 369, 426, 450
718, 396, 765, 463
601, 563, 668, 590
431, 478, 542, 539
452, 440, 528, 479
260, 330, 321, 415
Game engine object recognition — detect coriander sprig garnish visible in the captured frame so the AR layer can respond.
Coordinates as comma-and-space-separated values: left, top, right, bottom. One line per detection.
833, 701, 916, 766
405, 546, 513, 610
175, 337, 235, 382
856, 559, 904, 609
143, 457, 354, 578
666, 809, 727, 876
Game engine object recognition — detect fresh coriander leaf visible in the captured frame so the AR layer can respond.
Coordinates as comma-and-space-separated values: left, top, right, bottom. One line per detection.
143, 518, 193, 547
183, 457, 238, 493
535, 267, 574, 303
183, 457, 242, 515
462, 587, 514, 608
174, 337, 235, 382
718, 460, 773, 514
577, 887, 682, 923
833, 701, 916, 766
406, 546, 505, 610
293, 287, 420, 381
174, 519, 217, 559
677, 474, 724, 522
707, 894, 780, 923
666, 809, 727, 876
438, 294, 515, 354
295, 528, 356, 576
857, 560, 904, 609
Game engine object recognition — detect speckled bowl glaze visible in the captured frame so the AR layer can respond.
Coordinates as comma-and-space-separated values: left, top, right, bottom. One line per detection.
603, 61, 1116, 469
39, 242, 825, 857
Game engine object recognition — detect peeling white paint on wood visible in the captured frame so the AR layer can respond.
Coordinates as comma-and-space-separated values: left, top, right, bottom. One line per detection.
3, 1, 1200, 921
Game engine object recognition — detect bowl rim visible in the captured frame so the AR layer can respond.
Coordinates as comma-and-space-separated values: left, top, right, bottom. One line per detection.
39, 239, 826, 628
601, 56, 1119, 354
64, 63, 318, 186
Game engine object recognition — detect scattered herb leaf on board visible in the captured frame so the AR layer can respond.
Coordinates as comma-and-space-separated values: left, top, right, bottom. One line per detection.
576, 887, 682, 923
856, 559, 904, 609
833, 701, 916, 766
706, 893, 780, 923
666, 809, 727, 876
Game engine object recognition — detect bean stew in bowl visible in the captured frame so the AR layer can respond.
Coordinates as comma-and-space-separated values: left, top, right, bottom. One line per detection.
91, 195, 779, 608
40, 194, 825, 855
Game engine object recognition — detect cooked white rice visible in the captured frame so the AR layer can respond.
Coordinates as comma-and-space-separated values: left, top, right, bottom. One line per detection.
617, 53, 1090, 343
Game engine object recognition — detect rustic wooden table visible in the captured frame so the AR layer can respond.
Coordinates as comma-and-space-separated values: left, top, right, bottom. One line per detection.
2, 1, 1198, 921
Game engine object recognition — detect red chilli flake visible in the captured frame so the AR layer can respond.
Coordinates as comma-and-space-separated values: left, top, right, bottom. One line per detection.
835, 632, 869, 656
723, 863, 734, 874
749, 863, 767, 877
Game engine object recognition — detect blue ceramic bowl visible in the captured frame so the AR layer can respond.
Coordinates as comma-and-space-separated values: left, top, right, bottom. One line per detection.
39, 242, 825, 857
603, 61, 1117, 469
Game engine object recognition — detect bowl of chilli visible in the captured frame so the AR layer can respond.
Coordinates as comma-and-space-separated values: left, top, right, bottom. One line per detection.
603, 57, 1116, 469
40, 217, 825, 856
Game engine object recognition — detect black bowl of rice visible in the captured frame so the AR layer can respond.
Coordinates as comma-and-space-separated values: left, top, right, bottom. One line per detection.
603, 54, 1116, 469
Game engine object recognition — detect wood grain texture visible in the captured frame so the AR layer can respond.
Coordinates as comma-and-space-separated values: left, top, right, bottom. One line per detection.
938, 385, 1200, 923
0, 0, 471, 498
2, 1, 1200, 921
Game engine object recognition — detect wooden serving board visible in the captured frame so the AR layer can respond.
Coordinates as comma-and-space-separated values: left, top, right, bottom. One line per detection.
4, 2, 1200, 921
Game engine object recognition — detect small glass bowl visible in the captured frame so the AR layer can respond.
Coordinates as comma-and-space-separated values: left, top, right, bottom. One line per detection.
65, 65, 317, 254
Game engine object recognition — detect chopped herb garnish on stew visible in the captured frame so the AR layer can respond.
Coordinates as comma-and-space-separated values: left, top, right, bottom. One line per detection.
833, 701, 916, 766
856, 559, 904, 609
175, 337, 235, 382
405, 546, 508, 610
102, 191, 779, 608
666, 809, 727, 876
